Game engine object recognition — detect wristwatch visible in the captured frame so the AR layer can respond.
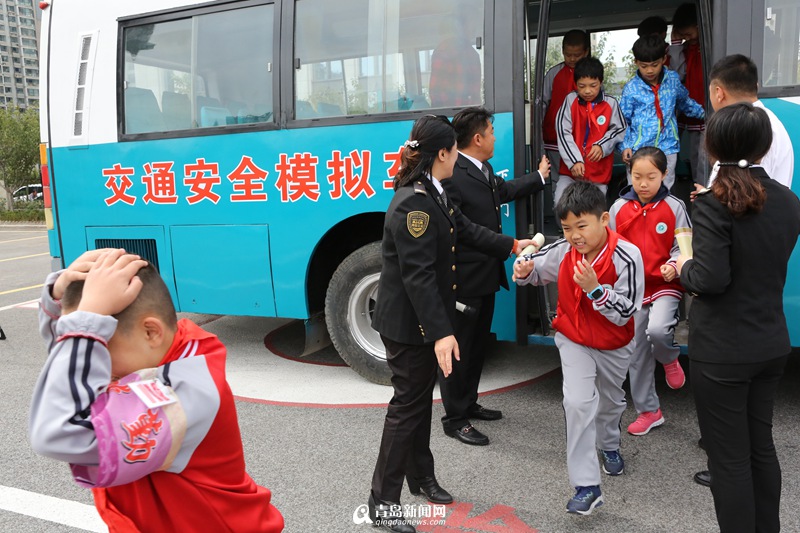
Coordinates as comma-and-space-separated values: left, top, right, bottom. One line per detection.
587, 285, 605, 300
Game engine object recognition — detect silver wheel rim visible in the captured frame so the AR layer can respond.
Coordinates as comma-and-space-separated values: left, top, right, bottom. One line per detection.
347, 272, 386, 361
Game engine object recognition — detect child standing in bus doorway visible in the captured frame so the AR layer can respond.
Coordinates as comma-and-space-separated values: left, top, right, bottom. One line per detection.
619, 35, 705, 190
541, 30, 590, 201
668, 3, 707, 186
513, 181, 644, 515
29, 249, 284, 533
609, 147, 691, 437
554, 57, 626, 207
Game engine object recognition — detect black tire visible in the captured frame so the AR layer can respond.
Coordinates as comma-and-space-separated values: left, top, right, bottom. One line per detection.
325, 242, 391, 385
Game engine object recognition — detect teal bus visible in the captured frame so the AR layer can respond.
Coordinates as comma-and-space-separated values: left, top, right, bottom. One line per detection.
39, 0, 800, 384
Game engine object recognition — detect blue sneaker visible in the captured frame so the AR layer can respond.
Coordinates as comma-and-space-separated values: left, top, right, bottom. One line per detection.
566, 485, 604, 515
601, 449, 624, 476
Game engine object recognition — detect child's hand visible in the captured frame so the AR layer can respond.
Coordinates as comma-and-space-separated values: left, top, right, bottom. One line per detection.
586, 145, 603, 162
571, 162, 585, 178
77, 249, 149, 316
573, 258, 599, 291
52, 248, 116, 301
622, 148, 633, 164
538, 155, 551, 180
661, 264, 677, 282
512, 257, 534, 282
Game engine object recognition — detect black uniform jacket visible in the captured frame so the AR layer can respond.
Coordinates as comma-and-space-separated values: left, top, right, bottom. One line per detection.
681, 168, 800, 363
372, 177, 515, 345
442, 155, 544, 297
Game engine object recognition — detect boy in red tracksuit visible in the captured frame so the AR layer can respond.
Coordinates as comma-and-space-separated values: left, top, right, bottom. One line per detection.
29, 249, 284, 533
514, 181, 644, 516
555, 57, 626, 207
609, 147, 691, 437
542, 29, 590, 200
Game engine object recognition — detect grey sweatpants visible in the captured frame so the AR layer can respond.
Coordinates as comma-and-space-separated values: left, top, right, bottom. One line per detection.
555, 332, 632, 488
628, 297, 681, 414
627, 152, 678, 191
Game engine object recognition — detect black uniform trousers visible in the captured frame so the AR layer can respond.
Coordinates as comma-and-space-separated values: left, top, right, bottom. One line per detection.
691, 354, 789, 533
439, 293, 495, 431
371, 335, 437, 502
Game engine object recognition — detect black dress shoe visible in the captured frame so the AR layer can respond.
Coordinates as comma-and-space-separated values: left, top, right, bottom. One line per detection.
468, 404, 503, 421
406, 475, 453, 504
368, 492, 416, 533
445, 423, 489, 446
694, 470, 712, 488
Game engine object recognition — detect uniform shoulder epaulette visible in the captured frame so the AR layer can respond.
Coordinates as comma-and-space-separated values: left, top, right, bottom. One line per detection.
413, 181, 427, 195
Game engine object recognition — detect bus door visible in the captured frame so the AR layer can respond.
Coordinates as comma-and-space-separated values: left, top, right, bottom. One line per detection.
522, 0, 713, 346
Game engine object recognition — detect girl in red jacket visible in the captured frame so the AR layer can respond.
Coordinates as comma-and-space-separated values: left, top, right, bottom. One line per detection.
609, 147, 691, 436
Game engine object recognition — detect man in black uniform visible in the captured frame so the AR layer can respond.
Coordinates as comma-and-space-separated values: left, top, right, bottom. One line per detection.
439, 107, 550, 446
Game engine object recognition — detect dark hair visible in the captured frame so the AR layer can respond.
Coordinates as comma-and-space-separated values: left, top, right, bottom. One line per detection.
394, 115, 456, 190
708, 54, 758, 96
574, 57, 604, 83
705, 103, 770, 217
637, 16, 667, 37
555, 181, 606, 221
562, 29, 590, 52
671, 3, 698, 30
62, 261, 178, 332
452, 107, 494, 150
630, 146, 668, 174
632, 35, 668, 63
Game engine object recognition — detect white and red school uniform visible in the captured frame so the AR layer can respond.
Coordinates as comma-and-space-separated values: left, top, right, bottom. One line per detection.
556, 90, 626, 186
30, 272, 284, 533
516, 229, 644, 488
610, 184, 691, 414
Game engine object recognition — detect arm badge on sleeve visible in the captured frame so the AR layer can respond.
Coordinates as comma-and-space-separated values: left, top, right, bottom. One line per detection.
407, 211, 430, 238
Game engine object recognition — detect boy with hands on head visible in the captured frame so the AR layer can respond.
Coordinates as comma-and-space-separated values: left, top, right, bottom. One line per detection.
514, 181, 644, 516
30, 249, 284, 533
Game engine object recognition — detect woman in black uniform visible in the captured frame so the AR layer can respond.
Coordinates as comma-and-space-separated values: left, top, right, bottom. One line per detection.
677, 103, 800, 533
368, 115, 532, 532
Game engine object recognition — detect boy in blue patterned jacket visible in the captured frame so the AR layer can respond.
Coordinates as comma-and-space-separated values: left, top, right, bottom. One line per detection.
619, 35, 704, 190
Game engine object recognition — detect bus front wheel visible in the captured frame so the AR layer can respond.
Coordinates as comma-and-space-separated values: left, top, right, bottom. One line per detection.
325, 242, 391, 385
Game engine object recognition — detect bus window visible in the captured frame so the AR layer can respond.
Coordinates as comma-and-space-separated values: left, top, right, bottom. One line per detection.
122, 4, 274, 135
293, 0, 484, 119
763, 0, 800, 87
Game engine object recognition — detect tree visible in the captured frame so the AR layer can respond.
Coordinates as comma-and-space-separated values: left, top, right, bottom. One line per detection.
0, 107, 40, 210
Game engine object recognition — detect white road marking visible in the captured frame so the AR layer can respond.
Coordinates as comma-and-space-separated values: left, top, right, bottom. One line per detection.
0, 299, 38, 312
0, 486, 105, 532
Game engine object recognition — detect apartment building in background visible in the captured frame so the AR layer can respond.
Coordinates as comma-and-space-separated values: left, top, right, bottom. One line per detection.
0, 0, 40, 110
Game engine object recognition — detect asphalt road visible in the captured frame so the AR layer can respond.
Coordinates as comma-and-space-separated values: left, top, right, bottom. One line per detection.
2, 225, 800, 533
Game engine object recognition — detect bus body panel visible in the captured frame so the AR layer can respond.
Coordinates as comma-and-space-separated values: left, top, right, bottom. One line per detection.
762, 97, 800, 346
47, 111, 519, 335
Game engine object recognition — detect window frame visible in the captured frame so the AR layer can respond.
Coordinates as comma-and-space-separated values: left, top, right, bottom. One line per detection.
116, 0, 280, 142
747, 0, 800, 97
281, 0, 494, 129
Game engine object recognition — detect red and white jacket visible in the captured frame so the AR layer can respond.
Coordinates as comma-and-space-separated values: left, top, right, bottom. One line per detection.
542, 62, 577, 151
515, 228, 644, 350
556, 90, 626, 184
610, 184, 691, 304
30, 272, 284, 533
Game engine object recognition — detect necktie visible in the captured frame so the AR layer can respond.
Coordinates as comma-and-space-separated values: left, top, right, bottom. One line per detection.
481, 164, 491, 182
440, 188, 448, 207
